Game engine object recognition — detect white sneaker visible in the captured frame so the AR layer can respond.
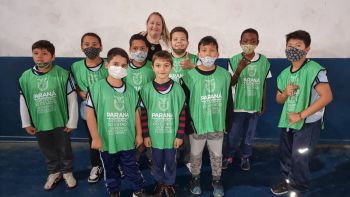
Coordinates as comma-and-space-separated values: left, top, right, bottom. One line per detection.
63, 172, 77, 188
44, 172, 62, 191
88, 166, 102, 183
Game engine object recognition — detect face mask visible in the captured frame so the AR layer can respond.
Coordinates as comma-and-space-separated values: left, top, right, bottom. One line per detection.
83, 47, 101, 59
108, 65, 127, 79
130, 50, 147, 62
35, 62, 51, 69
285, 47, 307, 62
241, 44, 257, 55
200, 56, 217, 67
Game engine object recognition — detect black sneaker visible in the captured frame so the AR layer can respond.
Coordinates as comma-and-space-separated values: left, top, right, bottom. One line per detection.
133, 189, 150, 197
110, 192, 120, 197
153, 183, 164, 197
164, 185, 176, 197
241, 157, 250, 171
222, 156, 233, 170
212, 180, 224, 197
288, 191, 304, 197
271, 180, 289, 195
189, 177, 202, 195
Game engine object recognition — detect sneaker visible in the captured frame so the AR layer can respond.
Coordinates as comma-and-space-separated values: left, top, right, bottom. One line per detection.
288, 191, 304, 197
110, 191, 120, 197
212, 180, 224, 197
164, 185, 176, 197
222, 156, 233, 170
271, 180, 289, 195
241, 157, 250, 171
153, 183, 164, 197
63, 172, 77, 188
88, 166, 102, 183
185, 162, 192, 173
189, 177, 202, 195
133, 188, 150, 197
44, 172, 62, 191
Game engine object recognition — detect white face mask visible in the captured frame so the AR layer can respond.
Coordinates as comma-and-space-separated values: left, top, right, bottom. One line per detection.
130, 50, 147, 62
200, 56, 217, 67
108, 65, 127, 79
241, 44, 257, 55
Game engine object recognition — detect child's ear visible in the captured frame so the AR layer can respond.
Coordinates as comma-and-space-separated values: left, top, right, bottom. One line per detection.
305, 46, 311, 53
51, 55, 56, 62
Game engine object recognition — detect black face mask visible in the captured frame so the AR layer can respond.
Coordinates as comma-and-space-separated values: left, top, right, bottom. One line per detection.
83, 47, 101, 59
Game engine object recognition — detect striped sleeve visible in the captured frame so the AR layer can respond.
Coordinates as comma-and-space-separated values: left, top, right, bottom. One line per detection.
141, 107, 149, 138
176, 105, 186, 139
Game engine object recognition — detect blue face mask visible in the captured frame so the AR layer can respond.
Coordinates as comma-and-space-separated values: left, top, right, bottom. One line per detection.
200, 56, 217, 67
285, 47, 307, 62
130, 50, 147, 62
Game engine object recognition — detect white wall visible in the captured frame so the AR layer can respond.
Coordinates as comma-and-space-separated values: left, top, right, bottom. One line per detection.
0, 0, 349, 58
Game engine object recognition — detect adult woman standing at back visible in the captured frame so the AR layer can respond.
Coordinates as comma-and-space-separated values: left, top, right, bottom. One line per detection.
140, 12, 170, 61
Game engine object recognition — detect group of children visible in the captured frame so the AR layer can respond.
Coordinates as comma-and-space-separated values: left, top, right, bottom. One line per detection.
19, 26, 333, 197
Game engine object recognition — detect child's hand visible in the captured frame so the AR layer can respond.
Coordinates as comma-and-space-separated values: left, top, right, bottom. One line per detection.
174, 138, 183, 149
91, 138, 102, 151
180, 53, 195, 69
135, 135, 143, 148
284, 81, 299, 97
25, 126, 36, 135
144, 137, 152, 148
236, 58, 250, 73
63, 127, 74, 133
288, 112, 303, 125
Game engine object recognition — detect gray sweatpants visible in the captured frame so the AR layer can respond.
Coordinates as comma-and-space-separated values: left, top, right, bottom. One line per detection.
36, 127, 73, 174
190, 132, 224, 181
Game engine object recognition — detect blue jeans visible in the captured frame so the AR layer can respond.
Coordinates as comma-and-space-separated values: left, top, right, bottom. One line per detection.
227, 112, 258, 158
151, 148, 177, 185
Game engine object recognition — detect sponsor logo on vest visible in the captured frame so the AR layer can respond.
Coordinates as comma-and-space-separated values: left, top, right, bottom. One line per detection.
243, 77, 260, 85
132, 72, 143, 86
247, 65, 257, 77
107, 112, 129, 118
37, 77, 48, 91
33, 90, 56, 100
88, 74, 99, 86
113, 96, 125, 111
200, 93, 222, 102
169, 73, 183, 80
151, 113, 173, 118
204, 78, 216, 94
172, 62, 182, 73
158, 98, 169, 112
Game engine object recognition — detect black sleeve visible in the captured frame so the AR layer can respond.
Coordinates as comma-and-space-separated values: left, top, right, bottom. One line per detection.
225, 79, 234, 132
180, 78, 195, 135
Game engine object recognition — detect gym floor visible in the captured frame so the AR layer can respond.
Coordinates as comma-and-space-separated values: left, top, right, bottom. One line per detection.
0, 141, 349, 197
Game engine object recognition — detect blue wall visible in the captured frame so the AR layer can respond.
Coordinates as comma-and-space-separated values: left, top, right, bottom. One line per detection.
1, 57, 349, 143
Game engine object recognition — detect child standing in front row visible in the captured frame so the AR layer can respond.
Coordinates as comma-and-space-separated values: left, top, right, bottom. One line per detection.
223, 28, 271, 171
19, 40, 78, 190
86, 48, 149, 197
181, 36, 233, 197
140, 51, 186, 197
271, 30, 333, 197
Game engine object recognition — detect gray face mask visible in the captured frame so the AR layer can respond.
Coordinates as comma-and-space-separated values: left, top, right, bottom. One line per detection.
35, 62, 51, 68
200, 56, 217, 67
130, 50, 147, 62
285, 47, 307, 62
83, 47, 101, 59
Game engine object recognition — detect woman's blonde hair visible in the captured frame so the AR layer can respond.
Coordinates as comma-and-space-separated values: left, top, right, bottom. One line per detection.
146, 12, 170, 47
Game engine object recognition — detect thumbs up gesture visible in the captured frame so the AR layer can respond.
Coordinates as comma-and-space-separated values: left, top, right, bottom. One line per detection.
283, 81, 300, 97
180, 52, 195, 70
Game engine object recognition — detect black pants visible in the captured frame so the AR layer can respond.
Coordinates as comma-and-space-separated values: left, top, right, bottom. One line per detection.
83, 120, 102, 167
279, 120, 321, 194
36, 127, 73, 174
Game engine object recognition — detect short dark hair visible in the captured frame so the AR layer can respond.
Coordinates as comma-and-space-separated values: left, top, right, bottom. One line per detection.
32, 40, 55, 55
286, 30, 311, 47
81, 32, 102, 46
240, 28, 259, 41
129, 34, 148, 47
170, 26, 188, 40
107, 47, 129, 64
198, 36, 218, 52
152, 50, 173, 66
